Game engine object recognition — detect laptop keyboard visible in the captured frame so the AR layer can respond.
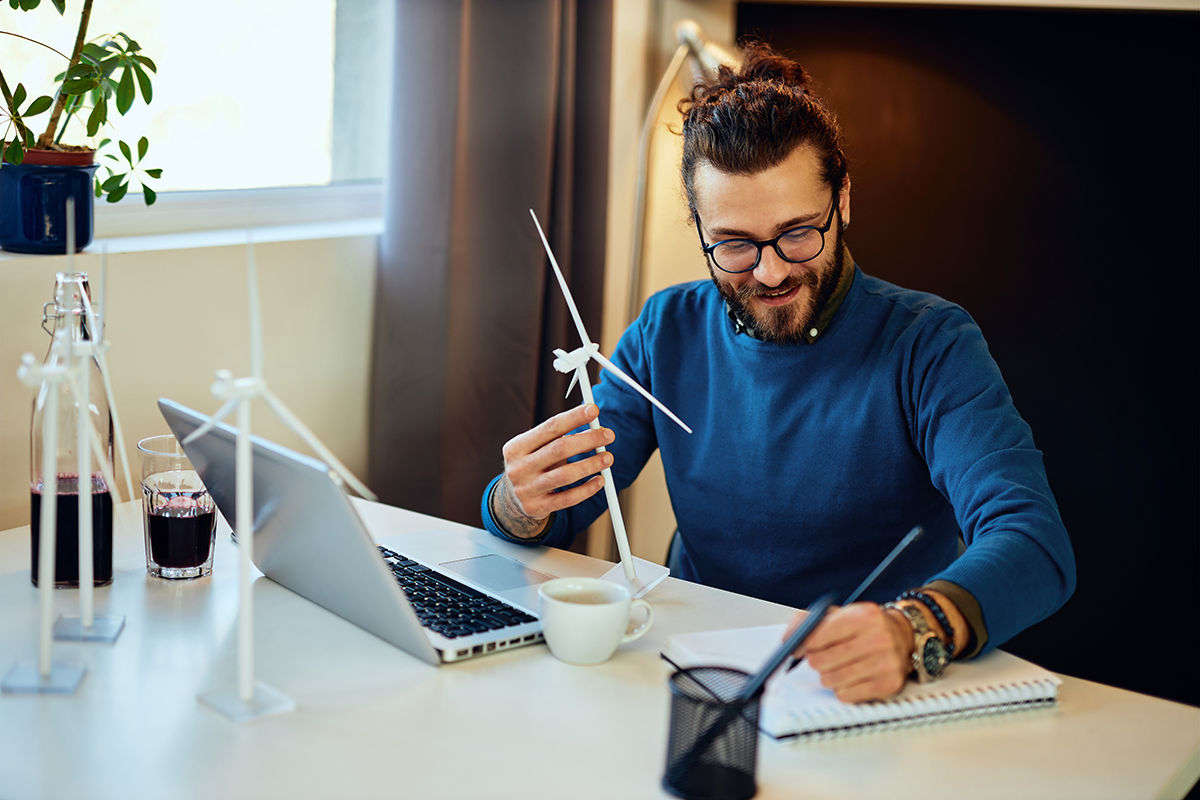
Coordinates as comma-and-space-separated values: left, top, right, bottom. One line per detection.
377, 546, 537, 639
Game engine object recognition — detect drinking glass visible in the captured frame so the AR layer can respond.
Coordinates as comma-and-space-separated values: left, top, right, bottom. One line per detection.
137, 435, 217, 579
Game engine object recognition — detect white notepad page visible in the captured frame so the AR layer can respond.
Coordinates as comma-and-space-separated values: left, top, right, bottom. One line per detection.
663, 623, 1061, 740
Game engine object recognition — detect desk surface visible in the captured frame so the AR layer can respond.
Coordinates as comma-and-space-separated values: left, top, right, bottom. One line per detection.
0, 500, 1197, 800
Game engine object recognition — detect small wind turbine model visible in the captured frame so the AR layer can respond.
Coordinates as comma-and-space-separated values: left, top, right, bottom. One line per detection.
186, 235, 377, 722
55, 215, 134, 644
529, 209, 692, 593
2, 336, 87, 693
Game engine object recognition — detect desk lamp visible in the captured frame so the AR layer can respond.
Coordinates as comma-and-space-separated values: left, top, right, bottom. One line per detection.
625, 20, 739, 327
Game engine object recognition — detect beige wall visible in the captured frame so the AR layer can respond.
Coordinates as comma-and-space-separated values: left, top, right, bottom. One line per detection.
0, 235, 377, 532
599, 0, 735, 565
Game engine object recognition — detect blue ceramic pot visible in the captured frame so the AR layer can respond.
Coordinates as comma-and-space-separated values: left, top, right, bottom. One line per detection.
0, 157, 99, 254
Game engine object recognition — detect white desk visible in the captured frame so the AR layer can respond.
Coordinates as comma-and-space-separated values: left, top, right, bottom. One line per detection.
0, 499, 1197, 800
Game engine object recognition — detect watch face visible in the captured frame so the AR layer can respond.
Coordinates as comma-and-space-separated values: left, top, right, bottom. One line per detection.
921, 637, 949, 677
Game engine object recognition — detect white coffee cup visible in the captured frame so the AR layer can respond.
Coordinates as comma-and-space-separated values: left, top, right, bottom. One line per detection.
538, 576, 654, 665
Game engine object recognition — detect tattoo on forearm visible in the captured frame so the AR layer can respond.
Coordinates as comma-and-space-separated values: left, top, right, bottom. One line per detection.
493, 478, 550, 539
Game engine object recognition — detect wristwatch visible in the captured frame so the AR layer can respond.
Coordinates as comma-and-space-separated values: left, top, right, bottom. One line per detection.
885, 601, 949, 683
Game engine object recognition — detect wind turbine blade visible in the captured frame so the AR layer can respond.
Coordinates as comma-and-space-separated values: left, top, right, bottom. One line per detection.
246, 234, 263, 380
529, 209, 591, 347
182, 398, 240, 444
259, 388, 378, 501
80, 292, 136, 502
590, 352, 693, 434
61, 366, 121, 504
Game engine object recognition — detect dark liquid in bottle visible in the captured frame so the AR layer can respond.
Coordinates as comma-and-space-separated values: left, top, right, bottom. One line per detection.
30, 474, 114, 587
148, 510, 216, 568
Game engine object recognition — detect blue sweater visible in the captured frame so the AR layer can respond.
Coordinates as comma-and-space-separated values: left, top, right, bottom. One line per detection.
483, 267, 1076, 653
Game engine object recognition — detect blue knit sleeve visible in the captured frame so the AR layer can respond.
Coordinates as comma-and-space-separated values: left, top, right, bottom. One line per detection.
903, 307, 1076, 653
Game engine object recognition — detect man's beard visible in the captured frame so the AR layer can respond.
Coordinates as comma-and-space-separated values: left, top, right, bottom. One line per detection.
710, 225, 845, 344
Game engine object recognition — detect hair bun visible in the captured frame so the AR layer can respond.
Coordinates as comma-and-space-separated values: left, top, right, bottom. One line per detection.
685, 41, 811, 111
737, 42, 811, 89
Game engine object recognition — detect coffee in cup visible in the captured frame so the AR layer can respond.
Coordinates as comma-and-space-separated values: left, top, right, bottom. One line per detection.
537, 576, 653, 665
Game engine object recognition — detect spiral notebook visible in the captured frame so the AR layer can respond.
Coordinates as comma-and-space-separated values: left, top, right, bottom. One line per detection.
663, 623, 1061, 741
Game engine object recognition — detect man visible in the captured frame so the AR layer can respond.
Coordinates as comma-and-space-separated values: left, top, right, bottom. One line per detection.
481, 44, 1075, 702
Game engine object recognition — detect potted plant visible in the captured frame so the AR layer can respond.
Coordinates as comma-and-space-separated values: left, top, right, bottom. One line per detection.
0, 0, 160, 253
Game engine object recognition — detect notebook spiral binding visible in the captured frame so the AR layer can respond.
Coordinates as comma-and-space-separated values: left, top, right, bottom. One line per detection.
777, 678, 1060, 742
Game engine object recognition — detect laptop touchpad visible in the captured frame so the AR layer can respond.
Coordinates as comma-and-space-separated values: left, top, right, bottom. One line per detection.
439, 554, 554, 592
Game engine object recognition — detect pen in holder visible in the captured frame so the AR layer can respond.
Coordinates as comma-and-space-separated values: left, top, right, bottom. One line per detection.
662, 594, 834, 800
663, 666, 761, 800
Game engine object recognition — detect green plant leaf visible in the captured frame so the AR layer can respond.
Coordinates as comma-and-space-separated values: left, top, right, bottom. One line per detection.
100, 174, 125, 193
133, 55, 158, 73
118, 139, 133, 163
133, 65, 153, 104
116, 69, 135, 114
4, 139, 24, 165
94, 179, 103, 198
86, 96, 106, 137
63, 75, 99, 95
137, 136, 148, 161
24, 95, 52, 117
144, 168, 163, 179
98, 56, 121, 79
106, 182, 129, 203
142, 185, 157, 206
50, 0, 65, 11
12, 84, 25, 109
66, 63, 98, 80
98, 137, 112, 149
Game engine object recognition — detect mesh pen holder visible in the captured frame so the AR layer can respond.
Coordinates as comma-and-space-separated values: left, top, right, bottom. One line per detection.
662, 666, 760, 800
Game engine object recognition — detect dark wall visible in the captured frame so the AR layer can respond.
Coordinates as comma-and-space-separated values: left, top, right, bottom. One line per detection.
737, 3, 1199, 706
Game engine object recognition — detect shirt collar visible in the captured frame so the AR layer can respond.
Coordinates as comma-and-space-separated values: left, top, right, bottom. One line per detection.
725, 244, 856, 344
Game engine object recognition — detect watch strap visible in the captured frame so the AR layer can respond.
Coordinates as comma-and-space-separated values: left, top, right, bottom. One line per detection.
884, 601, 947, 683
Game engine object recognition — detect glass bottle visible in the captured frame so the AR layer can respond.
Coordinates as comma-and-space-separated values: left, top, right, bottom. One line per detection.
29, 271, 115, 587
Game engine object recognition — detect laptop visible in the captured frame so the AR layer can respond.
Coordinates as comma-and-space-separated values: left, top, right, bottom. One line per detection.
158, 398, 551, 665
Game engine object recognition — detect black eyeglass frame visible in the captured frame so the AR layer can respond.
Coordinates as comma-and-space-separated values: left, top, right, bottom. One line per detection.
693, 189, 840, 274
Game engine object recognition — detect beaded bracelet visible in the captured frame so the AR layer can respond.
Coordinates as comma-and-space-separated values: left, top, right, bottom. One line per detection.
899, 589, 957, 658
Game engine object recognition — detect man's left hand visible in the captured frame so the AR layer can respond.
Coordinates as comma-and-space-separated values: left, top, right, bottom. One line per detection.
787, 602, 913, 703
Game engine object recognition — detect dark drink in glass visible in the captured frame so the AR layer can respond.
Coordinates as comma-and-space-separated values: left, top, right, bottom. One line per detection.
30, 473, 114, 587
142, 470, 217, 579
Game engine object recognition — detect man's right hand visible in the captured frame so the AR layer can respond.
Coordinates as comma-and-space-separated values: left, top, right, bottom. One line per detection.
491, 404, 615, 539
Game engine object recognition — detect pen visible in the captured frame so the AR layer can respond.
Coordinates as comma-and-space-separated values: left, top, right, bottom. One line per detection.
673, 593, 834, 778
785, 525, 925, 672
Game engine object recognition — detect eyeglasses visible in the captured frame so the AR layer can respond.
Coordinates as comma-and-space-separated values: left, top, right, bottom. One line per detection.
694, 190, 839, 274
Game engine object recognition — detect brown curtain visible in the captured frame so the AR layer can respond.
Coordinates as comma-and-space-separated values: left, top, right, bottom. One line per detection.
368, 0, 612, 528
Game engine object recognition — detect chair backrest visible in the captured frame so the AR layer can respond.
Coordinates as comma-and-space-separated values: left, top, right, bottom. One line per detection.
666, 529, 684, 574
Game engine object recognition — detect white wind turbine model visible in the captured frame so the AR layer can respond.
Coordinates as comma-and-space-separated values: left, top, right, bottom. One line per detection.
185, 236, 377, 722
529, 209, 692, 593
2, 335, 88, 692
56, 228, 135, 644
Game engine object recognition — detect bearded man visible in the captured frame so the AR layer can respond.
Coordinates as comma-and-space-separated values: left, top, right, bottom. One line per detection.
481, 43, 1075, 702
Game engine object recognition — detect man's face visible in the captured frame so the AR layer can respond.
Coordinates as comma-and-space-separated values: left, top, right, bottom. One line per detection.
693, 144, 851, 343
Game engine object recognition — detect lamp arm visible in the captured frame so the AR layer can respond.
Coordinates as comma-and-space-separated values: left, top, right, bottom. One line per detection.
625, 43, 690, 329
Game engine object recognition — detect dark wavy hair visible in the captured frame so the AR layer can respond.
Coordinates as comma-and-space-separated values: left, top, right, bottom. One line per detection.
678, 43, 849, 214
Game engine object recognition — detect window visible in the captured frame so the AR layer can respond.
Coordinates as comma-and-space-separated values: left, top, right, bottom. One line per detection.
2, 0, 393, 194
